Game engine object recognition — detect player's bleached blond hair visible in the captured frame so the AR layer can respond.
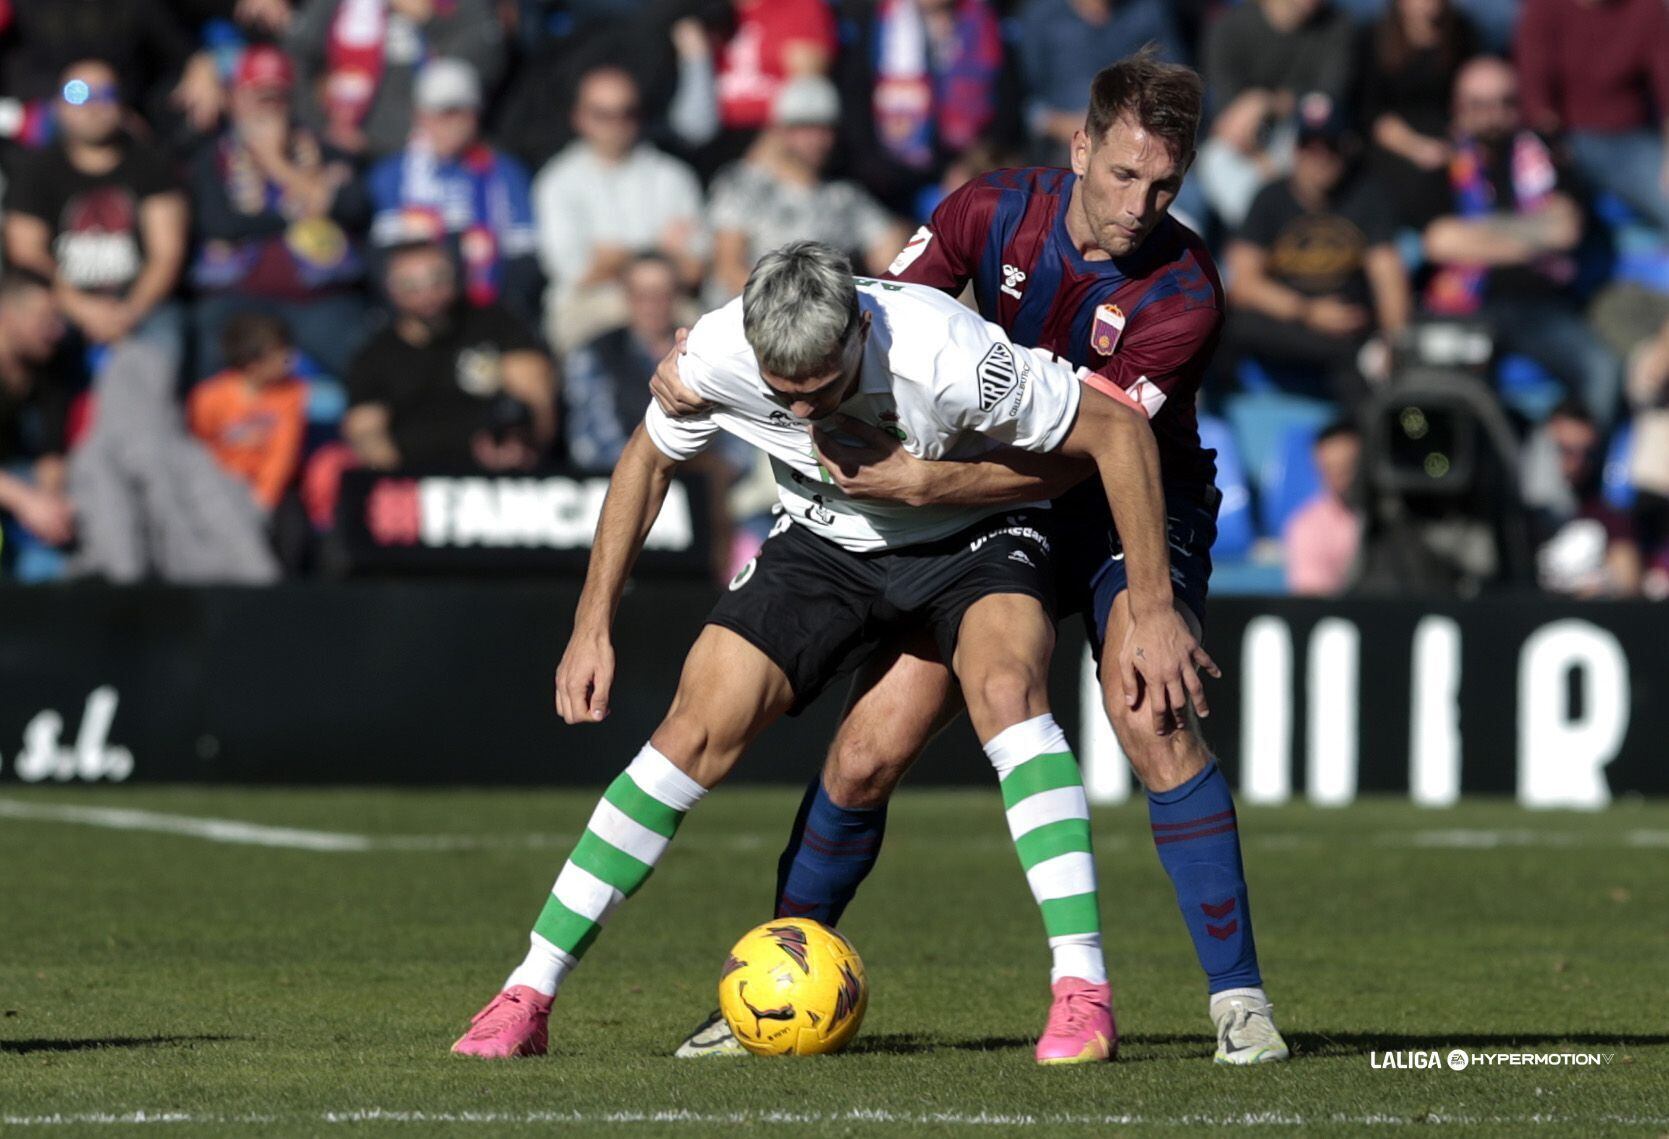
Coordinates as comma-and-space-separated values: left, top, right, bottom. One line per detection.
742, 241, 861, 381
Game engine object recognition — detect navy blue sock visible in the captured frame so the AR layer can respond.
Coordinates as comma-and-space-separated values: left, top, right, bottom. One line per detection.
1147, 761, 1263, 993
773, 775, 888, 925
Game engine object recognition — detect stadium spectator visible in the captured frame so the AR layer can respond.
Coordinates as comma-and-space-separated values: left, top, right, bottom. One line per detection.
1522, 400, 1642, 597
188, 44, 371, 380
562, 253, 681, 474
0, 0, 223, 130
1197, 0, 1355, 228
366, 58, 541, 327
188, 312, 306, 514
702, 0, 836, 169
532, 65, 706, 353
1283, 419, 1362, 596
1421, 57, 1623, 428
1017, 0, 1186, 160
0, 271, 75, 579
68, 339, 280, 583
706, 77, 907, 303
834, 0, 1019, 217
3, 60, 189, 366
1222, 98, 1410, 411
286, 0, 506, 159
1514, 0, 1669, 234
1626, 314, 1669, 591
1357, 0, 1479, 229
343, 241, 555, 472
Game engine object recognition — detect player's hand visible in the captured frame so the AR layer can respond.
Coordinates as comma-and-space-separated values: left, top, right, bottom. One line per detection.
649, 329, 710, 417
555, 629, 615, 724
809, 414, 925, 504
1119, 605, 1220, 736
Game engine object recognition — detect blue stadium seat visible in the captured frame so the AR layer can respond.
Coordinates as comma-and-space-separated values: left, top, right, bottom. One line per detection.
1496, 354, 1566, 423
1261, 422, 1326, 537
1604, 420, 1637, 512
1196, 415, 1254, 560
1222, 391, 1334, 534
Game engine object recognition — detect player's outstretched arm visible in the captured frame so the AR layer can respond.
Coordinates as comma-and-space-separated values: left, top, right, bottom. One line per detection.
810, 415, 1092, 506
1059, 388, 1220, 735
555, 425, 681, 725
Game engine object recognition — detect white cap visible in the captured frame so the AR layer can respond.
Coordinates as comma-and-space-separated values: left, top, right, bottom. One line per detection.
771, 76, 840, 127
415, 58, 482, 111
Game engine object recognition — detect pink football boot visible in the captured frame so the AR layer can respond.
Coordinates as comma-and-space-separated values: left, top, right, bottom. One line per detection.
1034, 978, 1117, 1065
451, 986, 553, 1058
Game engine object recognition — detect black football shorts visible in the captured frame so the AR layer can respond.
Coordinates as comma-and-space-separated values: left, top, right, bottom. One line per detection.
706, 509, 1057, 713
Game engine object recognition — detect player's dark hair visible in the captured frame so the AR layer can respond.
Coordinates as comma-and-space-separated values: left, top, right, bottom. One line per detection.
1315, 419, 1362, 448
0, 268, 53, 303
221, 312, 293, 370
1546, 398, 1593, 427
1085, 46, 1204, 162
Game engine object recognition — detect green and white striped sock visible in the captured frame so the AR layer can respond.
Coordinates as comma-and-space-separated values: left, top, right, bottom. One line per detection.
506, 744, 706, 996
985, 714, 1107, 985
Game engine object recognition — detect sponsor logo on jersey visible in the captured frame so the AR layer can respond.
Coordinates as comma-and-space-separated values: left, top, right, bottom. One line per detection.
1091, 302, 1127, 356
804, 495, 837, 527
1001, 263, 1027, 299
976, 342, 1019, 410
886, 226, 933, 275
1008, 550, 1034, 567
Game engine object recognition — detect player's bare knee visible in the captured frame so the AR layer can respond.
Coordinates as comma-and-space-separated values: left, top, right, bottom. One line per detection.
962, 659, 1047, 735
647, 714, 721, 774
1109, 705, 1208, 793
824, 739, 910, 809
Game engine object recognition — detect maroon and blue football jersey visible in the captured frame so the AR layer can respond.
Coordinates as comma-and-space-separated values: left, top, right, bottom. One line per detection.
885, 166, 1222, 498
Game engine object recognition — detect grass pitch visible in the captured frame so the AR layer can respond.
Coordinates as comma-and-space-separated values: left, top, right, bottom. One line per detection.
2, 786, 1666, 1137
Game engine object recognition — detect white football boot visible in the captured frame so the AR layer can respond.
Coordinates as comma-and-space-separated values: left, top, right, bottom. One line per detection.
674, 1009, 747, 1058
1210, 988, 1291, 1064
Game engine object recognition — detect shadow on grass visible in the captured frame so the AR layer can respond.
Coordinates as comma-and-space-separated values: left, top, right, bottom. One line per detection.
848, 1033, 1034, 1055
846, 1030, 1669, 1061
0, 1034, 242, 1055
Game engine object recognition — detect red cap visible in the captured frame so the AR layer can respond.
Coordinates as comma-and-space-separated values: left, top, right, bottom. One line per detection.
235, 45, 295, 92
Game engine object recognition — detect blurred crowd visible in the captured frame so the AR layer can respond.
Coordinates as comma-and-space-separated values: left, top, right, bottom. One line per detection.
0, 0, 1665, 597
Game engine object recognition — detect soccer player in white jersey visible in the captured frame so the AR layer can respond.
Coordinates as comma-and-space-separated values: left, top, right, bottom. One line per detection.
451, 242, 1215, 1063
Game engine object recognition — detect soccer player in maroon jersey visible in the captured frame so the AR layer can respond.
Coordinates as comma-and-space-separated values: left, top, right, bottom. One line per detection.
656, 51, 1288, 1065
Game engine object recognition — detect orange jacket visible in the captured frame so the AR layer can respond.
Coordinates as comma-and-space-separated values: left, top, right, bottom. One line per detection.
188, 371, 307, 511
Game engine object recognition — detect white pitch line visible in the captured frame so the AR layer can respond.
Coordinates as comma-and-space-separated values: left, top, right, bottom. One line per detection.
0, 799, 376, 851
4, 1110, 1669, 1129
0, 799, 572, 853
3, 798, 1664, 855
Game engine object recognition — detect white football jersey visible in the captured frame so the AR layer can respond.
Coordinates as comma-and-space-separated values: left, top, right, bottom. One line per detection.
643, 278, 1085, 552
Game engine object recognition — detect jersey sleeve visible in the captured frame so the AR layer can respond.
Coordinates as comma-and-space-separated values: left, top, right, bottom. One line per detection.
929, 310, 1082, 453
1082, 302, 1221, 422
640, 317, 729, 461
882, 178, 989, 292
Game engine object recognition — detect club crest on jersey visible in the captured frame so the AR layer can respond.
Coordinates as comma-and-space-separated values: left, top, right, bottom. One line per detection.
1001, 263, 1027, 299
976, 342, 1018, 410
1091, 303, 1127, 356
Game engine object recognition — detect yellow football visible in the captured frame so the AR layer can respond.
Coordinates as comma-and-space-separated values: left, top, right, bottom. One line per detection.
717, 918, 868, 1056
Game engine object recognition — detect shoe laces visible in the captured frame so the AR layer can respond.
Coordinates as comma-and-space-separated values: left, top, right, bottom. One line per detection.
1222, 999, 1273, 1041
1047, 989, 1101, 1036
471, 991, 534, 1036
